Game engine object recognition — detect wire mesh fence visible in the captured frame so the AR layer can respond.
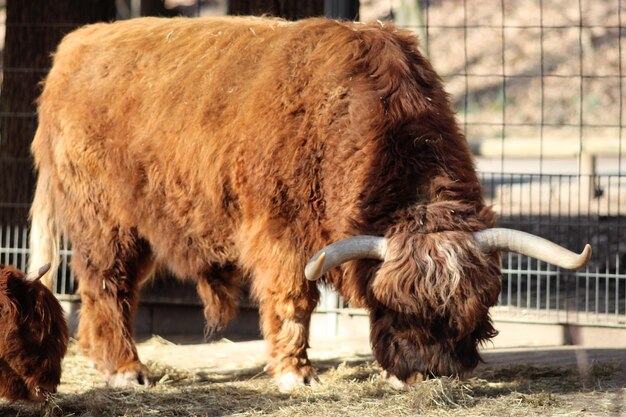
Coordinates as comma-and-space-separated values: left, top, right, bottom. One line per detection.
0, 0, 624, 327
483, 172, 625, 325
0, 224, 75, 295
393, 0, 626, 326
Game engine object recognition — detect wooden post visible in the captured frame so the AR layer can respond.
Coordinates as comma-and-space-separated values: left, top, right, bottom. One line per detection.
396, 0, 427, 54
579, 152, 597, 213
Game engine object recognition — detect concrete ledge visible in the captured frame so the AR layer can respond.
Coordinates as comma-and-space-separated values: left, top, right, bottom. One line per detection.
310, 311, 626, 349
60, 299, 261, 341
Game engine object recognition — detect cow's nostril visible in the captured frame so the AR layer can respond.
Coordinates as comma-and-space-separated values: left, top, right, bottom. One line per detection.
405, 371, 425, 386
30, 384, 55, 402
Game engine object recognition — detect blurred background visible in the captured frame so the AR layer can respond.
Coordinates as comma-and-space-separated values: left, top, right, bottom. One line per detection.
0, 0, 623, 339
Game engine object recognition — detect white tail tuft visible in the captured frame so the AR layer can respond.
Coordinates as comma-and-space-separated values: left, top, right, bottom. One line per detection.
28, 169, 60, 290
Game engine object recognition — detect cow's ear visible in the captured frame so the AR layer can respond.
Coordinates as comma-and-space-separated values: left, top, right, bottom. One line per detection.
0, 265, 22, 290
0, 265, 23, 316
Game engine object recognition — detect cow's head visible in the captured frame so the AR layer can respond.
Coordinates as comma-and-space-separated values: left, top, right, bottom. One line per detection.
0, 264, 68, 402
305, 206, 591, 385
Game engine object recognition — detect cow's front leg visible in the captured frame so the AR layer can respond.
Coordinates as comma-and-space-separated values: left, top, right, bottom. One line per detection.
255, 277, 320, 392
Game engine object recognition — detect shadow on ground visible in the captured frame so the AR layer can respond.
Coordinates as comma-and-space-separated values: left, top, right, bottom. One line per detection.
1, 350, 623, 417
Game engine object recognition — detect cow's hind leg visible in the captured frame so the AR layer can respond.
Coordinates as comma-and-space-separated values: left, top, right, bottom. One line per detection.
196, 263, 242, 341
74, 227, 154, 387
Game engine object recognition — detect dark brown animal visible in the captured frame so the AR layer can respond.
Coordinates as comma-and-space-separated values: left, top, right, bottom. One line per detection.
29, 16, 590, 391
0, 264, 68, 402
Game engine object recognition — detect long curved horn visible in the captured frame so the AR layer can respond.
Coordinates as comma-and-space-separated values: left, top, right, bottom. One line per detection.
305, 228, 592, 281
475, 228, 592, 270
305, 236, 387, 281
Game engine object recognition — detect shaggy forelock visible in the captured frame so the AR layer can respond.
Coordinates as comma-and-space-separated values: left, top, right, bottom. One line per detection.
372, 231, 499, 332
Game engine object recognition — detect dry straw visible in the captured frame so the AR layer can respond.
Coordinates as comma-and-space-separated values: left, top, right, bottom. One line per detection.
0, 339, 623, 417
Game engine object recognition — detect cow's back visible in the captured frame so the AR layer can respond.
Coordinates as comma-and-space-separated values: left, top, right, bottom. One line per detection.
32, 16, 474, 278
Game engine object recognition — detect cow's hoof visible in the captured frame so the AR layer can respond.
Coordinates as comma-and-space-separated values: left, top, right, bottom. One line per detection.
107, 364, 150, 387
276, 370, 320, 393
277, 371, 301, 392
382, 370, 424, 390
29, 384, 56, 402
384, 373, 411, 390
204, 324, 225, 343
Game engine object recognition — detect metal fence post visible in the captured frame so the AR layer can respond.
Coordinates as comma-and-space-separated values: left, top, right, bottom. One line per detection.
324, 0, 359, 20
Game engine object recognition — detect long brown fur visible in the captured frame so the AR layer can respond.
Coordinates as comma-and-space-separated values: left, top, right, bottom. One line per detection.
0, 265, 68, 402
30, 16, 501, 387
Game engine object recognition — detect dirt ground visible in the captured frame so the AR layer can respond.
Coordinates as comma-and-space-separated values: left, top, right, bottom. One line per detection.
1, 335, 624, 417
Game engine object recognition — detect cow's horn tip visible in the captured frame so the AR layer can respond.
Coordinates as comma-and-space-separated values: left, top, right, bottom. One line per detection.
28, 263, 51, 281
38, 263, 51, 277
579, 244, 592, 267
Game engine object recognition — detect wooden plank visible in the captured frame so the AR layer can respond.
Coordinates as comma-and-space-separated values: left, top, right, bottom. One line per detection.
478, 137, 626, 158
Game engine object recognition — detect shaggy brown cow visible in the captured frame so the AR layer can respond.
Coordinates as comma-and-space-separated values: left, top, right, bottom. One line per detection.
29, 16, 590, 391
0, 264, 68, 402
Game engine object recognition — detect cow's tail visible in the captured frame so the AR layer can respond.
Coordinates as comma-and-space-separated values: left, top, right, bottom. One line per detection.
28, 163, 60, 290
